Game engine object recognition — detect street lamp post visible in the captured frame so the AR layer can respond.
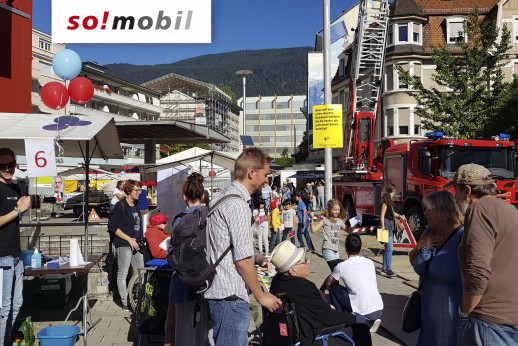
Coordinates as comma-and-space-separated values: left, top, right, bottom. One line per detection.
235, 69, 253, 136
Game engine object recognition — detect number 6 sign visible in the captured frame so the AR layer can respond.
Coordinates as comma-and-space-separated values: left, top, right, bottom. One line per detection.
24, 138, 57, 178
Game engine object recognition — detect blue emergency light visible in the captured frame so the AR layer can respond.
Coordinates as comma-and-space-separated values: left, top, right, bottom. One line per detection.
491, 133, 511, 141
425, 131, 444, 140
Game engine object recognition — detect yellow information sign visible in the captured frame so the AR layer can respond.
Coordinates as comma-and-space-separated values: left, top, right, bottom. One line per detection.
312, 104, 343, 148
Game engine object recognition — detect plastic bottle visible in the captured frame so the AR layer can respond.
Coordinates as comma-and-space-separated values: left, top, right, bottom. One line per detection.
31, 248, 41, 269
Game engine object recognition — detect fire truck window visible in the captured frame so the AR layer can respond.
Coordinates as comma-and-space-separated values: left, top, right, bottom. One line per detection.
419, 149, 432, 175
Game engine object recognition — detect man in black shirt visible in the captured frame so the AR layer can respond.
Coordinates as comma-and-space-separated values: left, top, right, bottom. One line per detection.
0, 148, 31, 345
270, 241, 371, 345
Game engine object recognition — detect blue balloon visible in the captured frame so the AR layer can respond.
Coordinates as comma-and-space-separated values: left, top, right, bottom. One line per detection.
52, 49, 82, 80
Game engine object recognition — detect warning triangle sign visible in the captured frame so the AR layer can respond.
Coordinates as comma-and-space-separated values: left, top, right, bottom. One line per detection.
393, 219, 417, 249
88, 208, 102, 222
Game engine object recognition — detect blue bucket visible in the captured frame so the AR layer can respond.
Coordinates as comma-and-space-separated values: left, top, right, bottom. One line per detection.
37, 325, 80, 346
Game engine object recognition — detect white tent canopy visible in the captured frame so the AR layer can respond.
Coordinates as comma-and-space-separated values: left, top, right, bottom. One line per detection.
0, 113, 123, 261
147, 147, 240, 173
0, 113, 123, 159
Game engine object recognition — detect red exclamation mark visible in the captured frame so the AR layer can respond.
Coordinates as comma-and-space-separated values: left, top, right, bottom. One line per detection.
101, 11, 109, 29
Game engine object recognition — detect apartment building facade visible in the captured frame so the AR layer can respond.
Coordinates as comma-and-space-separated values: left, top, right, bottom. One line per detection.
239, 95, 307, 159
331, 0, 518, 142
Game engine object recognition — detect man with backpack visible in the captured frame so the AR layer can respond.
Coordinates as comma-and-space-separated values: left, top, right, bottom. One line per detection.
204, 147, 282, 346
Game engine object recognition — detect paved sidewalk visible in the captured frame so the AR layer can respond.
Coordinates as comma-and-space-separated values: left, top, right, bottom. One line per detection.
18, 220, 422, 345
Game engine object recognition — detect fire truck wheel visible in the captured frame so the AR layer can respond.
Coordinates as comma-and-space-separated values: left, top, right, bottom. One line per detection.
407, 205, 425, 240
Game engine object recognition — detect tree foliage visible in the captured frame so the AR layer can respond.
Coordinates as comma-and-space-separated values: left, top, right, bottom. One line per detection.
218, 83, 237, 104
105, 47, 311, 99
159, 143, 210, 158
398, 8, 512, 139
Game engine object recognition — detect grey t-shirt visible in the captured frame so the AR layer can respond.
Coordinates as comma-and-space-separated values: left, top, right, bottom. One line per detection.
322, 217, 345, 252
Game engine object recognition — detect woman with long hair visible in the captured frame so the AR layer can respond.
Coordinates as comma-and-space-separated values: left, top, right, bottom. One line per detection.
409, 190, 464, 346
164, 172, 210, 346
108, 179, 144, 311
379, 184, 405, 276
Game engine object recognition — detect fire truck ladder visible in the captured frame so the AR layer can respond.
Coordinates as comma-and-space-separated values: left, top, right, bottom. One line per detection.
344, 0, 389, 171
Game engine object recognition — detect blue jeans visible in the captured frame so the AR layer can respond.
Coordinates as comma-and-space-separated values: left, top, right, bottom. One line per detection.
281, 227, 295, 244
458, 315, 518, 345
297, 223, 315, 251
0, 256, 23, 346
208, 299, 250, 346
269, 229, 280, 249
115, 246, 144, 307
318, 196, 325, 211
382, 219, 394, 271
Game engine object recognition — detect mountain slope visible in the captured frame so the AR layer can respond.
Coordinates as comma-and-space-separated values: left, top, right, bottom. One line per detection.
104, 46, 312, 98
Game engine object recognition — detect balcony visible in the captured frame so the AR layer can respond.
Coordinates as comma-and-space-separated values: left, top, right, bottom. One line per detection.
92, 89, 163, 114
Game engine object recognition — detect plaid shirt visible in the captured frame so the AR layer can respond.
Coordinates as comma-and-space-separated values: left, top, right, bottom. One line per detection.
204, 180, 253, 301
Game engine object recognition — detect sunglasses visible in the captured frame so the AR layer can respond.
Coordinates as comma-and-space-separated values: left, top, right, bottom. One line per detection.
0, 161, 16, 170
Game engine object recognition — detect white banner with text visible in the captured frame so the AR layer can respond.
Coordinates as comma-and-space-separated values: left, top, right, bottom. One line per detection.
52, 0, 211, 43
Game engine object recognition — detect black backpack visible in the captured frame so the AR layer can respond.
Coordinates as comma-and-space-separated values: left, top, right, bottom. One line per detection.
167, 194, 243, 292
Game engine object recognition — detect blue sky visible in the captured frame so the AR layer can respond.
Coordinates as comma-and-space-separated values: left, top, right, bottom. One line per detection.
33, 0, 357, 65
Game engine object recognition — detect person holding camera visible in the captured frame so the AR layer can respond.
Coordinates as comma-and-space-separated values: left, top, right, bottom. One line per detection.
108, 179, 145, 311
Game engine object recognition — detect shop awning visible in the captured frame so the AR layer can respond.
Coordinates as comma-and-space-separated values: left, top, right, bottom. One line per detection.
0, 113, 123, 159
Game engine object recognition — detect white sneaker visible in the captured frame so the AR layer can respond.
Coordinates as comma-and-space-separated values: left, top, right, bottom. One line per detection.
370, 319, 381, 333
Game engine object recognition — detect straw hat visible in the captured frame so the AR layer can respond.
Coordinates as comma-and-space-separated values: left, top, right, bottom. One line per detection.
270, 241, 306, 273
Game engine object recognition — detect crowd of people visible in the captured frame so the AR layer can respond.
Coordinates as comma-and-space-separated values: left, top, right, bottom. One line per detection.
2, 141, 516, 346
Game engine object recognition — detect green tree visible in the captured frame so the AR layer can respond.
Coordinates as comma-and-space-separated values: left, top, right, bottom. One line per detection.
218, 83, 237, 104
484, 75, 518, 140
159, 143, 210, 158
398, 8, 512, 139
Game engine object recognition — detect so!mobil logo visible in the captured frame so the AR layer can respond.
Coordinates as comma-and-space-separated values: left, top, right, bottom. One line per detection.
52, 0, 211, 43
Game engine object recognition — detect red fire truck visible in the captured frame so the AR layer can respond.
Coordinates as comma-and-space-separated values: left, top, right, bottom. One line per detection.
332, 0, 518, 240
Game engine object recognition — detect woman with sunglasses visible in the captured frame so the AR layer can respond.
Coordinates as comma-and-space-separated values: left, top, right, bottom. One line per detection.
0, 148, 32, 345
108, 179, 144, 311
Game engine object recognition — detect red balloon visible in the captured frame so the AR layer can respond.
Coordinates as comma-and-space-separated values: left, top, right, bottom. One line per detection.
68, 77, 94, 105
40, 82, 69, 110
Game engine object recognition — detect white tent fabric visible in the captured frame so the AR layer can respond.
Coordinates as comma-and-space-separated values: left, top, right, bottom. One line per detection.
0, 113, 123, 159
0, 113, 123, 261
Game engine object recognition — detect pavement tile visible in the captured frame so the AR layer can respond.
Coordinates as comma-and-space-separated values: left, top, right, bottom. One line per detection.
18, 218, 423, 345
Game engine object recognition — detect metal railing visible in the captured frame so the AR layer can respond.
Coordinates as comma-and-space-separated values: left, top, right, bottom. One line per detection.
20, 234, 109, 257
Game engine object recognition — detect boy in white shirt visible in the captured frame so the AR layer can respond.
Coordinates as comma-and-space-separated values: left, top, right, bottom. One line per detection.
324, 234, 383, 332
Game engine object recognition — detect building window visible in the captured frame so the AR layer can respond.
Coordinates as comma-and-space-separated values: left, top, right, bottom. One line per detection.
399, 126, 409, 135
414, 125, 421, 135
388, 126, 394, 136
514, 17, 518, 43
388, 26, 393, 45
413, 63, 422, 85
398, 24, 408, 42
39, 38, 51, 52
397, 63, 409, 89
412, 23, 421, 44
447, 17, 466, 43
